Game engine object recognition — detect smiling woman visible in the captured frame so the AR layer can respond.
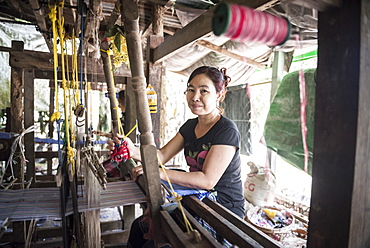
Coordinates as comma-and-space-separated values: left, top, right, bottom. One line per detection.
108, 66, 246, 247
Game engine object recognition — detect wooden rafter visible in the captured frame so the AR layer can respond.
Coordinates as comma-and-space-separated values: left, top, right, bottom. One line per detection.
195, 40, 267, 70
255, 0, 281, 11
285, 0, 342, 11
28, 0, 53, 51
151, 0, 281, 63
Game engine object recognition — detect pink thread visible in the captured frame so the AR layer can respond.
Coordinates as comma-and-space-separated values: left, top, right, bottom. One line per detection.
224, 4, 290, 46
293, 34, 309, 174
299, 69, 309, 173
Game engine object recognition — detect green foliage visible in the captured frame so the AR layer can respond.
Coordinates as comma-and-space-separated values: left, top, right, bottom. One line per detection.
104, 24, 126, 53
264, 69, 316, 175
0, 78, 10, 109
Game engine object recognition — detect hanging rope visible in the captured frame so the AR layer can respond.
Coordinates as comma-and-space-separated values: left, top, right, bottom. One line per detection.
64, 40, 75, 146
48, 3, 64, 176
72, 32, 80, 106
48, 4, 61, 122
52, 0, 75, 176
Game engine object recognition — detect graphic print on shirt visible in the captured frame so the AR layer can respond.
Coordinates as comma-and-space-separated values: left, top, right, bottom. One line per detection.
186, 143, 212, 172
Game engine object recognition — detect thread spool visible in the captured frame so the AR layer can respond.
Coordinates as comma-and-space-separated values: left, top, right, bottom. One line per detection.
146, 84, 157, 114
212, 2, 291, 46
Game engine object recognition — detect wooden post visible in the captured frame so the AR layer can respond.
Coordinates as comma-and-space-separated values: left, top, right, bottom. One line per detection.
24, 69, 35, 187
101, 50, 120, 135
121, 0, 164, 244
123, 78, 138, 230
125, 78, 138, 142
82, 0, 103, 246
148, 4, 165, 148
152, 4, 164, 35
9, 40, 25, 246
9, 41, 24, 181
147, 35, 164, 148
349, 1, 370, 247
307, 1, 367, 247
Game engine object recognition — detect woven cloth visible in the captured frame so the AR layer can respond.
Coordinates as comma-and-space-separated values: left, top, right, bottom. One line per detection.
0, 180, 145, 221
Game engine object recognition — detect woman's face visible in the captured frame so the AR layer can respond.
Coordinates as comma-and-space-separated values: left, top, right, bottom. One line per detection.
186, 74, 221, 116
118, 98, 125, 113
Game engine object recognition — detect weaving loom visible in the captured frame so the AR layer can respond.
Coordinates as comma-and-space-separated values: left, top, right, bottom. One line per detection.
0, 181, 145, 221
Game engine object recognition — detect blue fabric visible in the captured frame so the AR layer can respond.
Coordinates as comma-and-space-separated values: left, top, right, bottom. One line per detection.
161, 180, 216, 202
0, 132, 106, 145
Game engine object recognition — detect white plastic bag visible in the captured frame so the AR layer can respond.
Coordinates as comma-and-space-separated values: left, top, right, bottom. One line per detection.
244, 161, 276, 206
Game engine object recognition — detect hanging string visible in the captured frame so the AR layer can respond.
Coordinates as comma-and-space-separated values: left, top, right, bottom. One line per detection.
294, 33, 309, 174
157, 156, 194, 234
66, 38, 79, 145
79, 1, 85, 106
123, 124, 137, 139
212, 2, 291, 46
72, 32, 80, 106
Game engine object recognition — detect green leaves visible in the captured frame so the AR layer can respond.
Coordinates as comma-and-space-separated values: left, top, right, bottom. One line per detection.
105, 24, 126, 53
104, 25, 118, 38
114, 34, 121, 53
104, 24, 125, 38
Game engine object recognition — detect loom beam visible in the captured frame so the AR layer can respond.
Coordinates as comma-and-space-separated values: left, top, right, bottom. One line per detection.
121, 0, 165, 245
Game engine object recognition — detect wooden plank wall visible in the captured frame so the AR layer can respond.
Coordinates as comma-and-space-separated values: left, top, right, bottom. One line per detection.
308, 0, 369, 247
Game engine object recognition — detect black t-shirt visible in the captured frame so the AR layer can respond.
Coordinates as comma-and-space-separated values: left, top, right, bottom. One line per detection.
179, 115, 245, 218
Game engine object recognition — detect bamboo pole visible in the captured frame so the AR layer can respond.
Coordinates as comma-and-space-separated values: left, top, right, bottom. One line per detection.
101, 50, 120, 136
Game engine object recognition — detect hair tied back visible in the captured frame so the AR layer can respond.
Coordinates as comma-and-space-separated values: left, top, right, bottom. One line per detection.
220, 68, 231, 88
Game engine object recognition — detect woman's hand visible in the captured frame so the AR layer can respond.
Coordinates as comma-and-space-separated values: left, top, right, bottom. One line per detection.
107, 134, 141, 161
132, 165, 144, 181
107, 134, 123, 152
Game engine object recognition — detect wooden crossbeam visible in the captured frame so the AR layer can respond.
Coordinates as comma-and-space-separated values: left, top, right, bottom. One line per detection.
171, 208, 223, 248
182, 196, 266, 248
202, 198, 281, 248
1, 46, 131, 79
160, 210, 201, 248
151, 0, 280, 63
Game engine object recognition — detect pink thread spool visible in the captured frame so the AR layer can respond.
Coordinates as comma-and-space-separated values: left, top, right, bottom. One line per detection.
212, 3, 291, 46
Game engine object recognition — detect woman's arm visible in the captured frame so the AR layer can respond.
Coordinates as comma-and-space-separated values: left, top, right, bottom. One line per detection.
108, 132, 185, 164
157, 132, 184, 165
159, 144, 236, 190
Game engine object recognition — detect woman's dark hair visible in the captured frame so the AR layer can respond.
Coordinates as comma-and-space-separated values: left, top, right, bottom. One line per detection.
187, 66, 231, 93
118, 90, 125, 101
187, 66, 230, 114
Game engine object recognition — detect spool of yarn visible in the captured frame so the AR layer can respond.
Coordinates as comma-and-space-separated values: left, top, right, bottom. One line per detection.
146, 84, 157, 114
212, 2, 291, 46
